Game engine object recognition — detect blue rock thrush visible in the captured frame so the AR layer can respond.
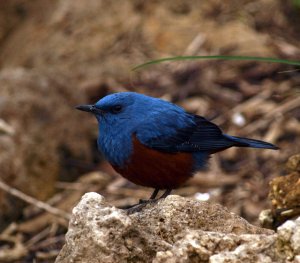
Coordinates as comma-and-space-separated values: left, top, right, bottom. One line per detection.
76, 92, 278, 203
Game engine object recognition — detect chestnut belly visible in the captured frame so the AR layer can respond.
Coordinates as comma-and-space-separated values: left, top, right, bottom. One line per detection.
112, 137, 194, 189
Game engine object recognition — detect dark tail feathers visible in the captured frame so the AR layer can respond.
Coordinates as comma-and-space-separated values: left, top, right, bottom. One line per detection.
223, 134, 279, 150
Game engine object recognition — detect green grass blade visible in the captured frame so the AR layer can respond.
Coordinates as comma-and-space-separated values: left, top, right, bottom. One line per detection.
132, 55, 300, 71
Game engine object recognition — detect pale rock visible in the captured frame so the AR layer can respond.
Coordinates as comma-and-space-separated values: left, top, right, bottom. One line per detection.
53, 193, 300, 263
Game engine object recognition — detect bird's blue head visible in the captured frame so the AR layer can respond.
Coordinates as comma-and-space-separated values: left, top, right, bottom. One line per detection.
76, 92, 190, 166
76, 92, 158, 124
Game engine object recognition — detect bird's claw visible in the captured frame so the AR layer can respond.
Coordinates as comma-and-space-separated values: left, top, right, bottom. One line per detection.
138, 198, 149, 204
126, 199, 157, 214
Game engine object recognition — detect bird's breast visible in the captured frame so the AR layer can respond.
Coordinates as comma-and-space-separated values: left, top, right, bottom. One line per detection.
112, 136, 194, 189
97, 128, 133, 167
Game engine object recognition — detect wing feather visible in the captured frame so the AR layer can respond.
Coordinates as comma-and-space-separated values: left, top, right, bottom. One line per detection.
143, 115, 236, 153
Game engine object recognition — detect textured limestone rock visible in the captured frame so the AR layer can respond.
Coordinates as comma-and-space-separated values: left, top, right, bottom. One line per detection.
260, 154, 300, 228
270, 172, 300, 211
270, 154, 300, 211
54, 193, 300, 263
286, 154, 300, 173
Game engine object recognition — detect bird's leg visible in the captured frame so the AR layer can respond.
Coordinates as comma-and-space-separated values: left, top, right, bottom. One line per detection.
159, 189, 172, 199
138, 188, 171, 204
150, 188, 160, 199
139, 188, 159, 204
127, 189, 172, 214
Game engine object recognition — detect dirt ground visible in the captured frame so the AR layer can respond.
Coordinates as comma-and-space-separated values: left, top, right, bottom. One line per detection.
0, 0, 299, 262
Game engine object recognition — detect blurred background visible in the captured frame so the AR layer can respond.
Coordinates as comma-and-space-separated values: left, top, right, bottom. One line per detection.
0, 0, 299, 262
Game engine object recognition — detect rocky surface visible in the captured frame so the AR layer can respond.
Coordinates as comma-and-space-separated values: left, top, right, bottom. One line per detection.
55, 193, 300, 263
260, 154, 300, 229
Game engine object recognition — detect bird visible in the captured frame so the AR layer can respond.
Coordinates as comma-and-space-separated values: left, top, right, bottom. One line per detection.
76, 92, 278, 204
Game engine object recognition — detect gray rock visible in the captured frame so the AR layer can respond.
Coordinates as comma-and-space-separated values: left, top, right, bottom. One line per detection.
55, 192, 300, 263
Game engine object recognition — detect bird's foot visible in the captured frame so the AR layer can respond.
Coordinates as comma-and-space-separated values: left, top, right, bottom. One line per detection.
123, 189, 172, 214
138, 198, 149, 204
126, 199, 158, 214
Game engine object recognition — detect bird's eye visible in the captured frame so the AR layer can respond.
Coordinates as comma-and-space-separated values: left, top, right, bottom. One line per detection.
112, 105, 122, 113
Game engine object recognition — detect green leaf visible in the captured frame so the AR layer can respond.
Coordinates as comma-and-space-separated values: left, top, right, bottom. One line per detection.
132, 55, 300, 71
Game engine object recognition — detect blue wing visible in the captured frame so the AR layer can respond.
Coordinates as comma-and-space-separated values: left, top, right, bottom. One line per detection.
138, 114, 237, 153
138, 114, 278, 153
135, 101, 279, 154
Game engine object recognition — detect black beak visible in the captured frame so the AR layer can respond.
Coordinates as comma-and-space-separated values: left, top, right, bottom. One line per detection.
76, 104, 94, 112
75, 104, 103, 114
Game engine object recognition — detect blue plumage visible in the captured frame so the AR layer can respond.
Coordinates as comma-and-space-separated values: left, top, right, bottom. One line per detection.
223, 134, 278, 149
91, 92, 278, 168
76, 92, 278, 195
95, 92, 196, 166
